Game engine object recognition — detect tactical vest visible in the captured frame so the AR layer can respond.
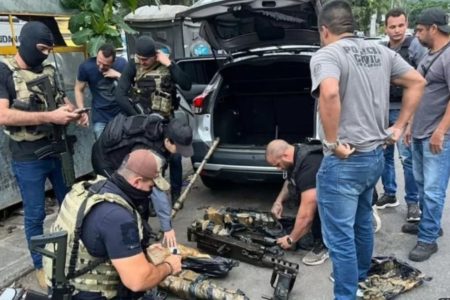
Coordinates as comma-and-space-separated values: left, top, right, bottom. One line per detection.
132, 58, 173, 117
1, 56, 61, 141
388, 36, 414, 103
43, 177, 145, 299
101, 113, 167, 157
287, 143, 323, 201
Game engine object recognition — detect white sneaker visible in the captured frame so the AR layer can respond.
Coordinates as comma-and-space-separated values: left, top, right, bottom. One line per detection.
302, 242, 329, 266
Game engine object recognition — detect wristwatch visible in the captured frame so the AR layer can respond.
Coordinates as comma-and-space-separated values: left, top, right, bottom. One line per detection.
286, 236, 293, 245
323, 139, 340, 151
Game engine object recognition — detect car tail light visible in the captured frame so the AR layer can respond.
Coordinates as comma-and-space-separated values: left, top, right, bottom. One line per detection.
193, 93, 207, 114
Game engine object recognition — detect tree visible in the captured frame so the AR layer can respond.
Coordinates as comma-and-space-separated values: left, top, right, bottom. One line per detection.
60, 0, 138, 56
407, 0, 449, 26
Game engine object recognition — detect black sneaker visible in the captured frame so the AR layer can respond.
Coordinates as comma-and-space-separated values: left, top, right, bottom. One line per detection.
375, 194, 399, 209
401, 223, 443, 236
409, 241, 438, 262
406, 204, 421, 222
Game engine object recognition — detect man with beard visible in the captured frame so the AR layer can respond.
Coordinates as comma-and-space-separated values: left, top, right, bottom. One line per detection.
309, 1, 425, 298
376, 8, 426, 223
0, 21, 82, 288
404, 8, 450, 262
44, 149, 182, 299
74, 44, 127, 139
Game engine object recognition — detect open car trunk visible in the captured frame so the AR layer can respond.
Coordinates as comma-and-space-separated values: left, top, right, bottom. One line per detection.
213, 56, 315, 147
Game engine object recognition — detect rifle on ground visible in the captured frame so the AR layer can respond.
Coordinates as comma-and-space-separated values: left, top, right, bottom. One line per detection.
187, 224, 299, 300
26, 231, 74, 300
26, 76, 76, 187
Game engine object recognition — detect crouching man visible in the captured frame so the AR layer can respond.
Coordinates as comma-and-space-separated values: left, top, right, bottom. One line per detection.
266, 139, 329, 266
44, 149, 181, 299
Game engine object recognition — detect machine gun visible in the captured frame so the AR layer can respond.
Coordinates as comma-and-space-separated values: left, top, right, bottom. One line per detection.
26, 76, 76, 187
187, 224, 299, 300
13, 231, 74, 300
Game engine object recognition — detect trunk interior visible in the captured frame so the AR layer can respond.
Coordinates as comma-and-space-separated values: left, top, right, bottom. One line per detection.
213, 56, 315, 147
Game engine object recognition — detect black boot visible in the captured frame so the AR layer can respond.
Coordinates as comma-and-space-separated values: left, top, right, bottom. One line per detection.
409, 241, 438, 262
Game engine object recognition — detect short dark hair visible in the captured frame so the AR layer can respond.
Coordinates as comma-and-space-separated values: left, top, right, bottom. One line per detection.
98, 44, 116, 61
318, 0, 355, 35
385, 8, 407, 25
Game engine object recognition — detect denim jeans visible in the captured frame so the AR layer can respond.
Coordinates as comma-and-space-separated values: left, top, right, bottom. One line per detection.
412, 137, 450, 244
93, 122, 107, 140
12, 158, 69, 269
169, 153, 182, 195
381, 109, 418, 204
150, 188, 172, 232
317, 147, 384, 300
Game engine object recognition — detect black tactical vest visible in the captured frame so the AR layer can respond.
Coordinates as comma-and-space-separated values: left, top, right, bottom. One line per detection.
287, 143, 323, 201
388, 36, 414, 103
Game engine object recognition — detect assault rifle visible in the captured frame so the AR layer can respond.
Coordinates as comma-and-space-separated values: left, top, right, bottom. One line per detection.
26, 76, 76, 187
187, 226, 299, 300
3, 232, 76, 300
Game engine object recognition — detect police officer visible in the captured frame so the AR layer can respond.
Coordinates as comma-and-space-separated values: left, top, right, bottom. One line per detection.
0, 21, 83, 288
91, 114, 194, 248
375, 8, 426, 223
115, 36, 192, 202
266, 140, 328, 266
44, 149, 182, 299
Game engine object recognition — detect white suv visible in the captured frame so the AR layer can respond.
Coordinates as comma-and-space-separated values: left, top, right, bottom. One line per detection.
176, 0, 323, 189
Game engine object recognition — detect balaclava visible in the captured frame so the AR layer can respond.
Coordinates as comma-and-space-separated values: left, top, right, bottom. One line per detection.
135, 36, 156, 57
18, 21, 54, 68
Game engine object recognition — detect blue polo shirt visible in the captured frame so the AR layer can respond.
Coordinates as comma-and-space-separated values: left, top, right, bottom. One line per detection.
77, 57, 127, 123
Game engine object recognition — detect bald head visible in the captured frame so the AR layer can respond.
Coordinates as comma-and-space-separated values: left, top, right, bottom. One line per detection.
266, 140, 294, 170
118, 149, 158, 192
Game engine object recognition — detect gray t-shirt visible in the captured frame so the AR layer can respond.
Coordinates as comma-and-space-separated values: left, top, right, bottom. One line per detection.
412, 46, 450, 139
310, 38, 412, 153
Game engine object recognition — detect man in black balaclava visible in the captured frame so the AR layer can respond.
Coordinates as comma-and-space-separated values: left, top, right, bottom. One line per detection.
0, 21, 82, 289
115, 35, 192, 216
18, 21, 55, 70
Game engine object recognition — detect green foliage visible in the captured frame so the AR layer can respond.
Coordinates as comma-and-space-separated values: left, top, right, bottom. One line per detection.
408, 1, 449, 27
61, 0, 138, 56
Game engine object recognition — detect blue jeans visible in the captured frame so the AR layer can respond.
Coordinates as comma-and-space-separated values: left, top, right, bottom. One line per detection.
317, 148, 384, 300
93, 122, 107, 140
412, 137, 450, 244
381, 109, 418, 204
169, 153, 182, 195
12, 158, 69, 269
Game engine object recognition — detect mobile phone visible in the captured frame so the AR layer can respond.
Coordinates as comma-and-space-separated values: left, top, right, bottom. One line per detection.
74, 107, 91, 114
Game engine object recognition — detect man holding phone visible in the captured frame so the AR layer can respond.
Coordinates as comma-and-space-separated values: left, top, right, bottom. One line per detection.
75, 44, 127, 139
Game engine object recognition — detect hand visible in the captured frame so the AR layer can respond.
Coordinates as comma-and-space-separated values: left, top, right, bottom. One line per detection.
156, 50, 171, 67
163, 229, 177, 248
385, 126, 403, 146
63, 98, 77, 111
148, 243, 164, 250
271, 201, 283, 219
49, 105, 80, 125
403, 123, 412, 147
276, 235, 293, 250
103, 68, 121, 79
333, 143, 355, 159
429, 129, 445, 154
76, 112, 89, 127
164, 254, 182, 275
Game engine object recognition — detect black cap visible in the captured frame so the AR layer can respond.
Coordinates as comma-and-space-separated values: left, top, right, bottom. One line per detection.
417, 8, 450, 33
166, 119, 194, 157
135, 36, 156, 57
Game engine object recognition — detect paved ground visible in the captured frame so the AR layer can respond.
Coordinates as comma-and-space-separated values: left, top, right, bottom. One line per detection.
1, 157, 449, 299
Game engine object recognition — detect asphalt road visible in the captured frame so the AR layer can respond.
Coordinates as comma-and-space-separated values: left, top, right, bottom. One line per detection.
9, 158, 450, 299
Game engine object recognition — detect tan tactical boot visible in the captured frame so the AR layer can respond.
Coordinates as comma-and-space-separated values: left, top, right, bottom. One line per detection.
35, 268, 47, 290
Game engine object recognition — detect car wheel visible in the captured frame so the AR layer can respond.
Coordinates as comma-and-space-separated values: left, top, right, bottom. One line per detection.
200, 175, 226, 189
